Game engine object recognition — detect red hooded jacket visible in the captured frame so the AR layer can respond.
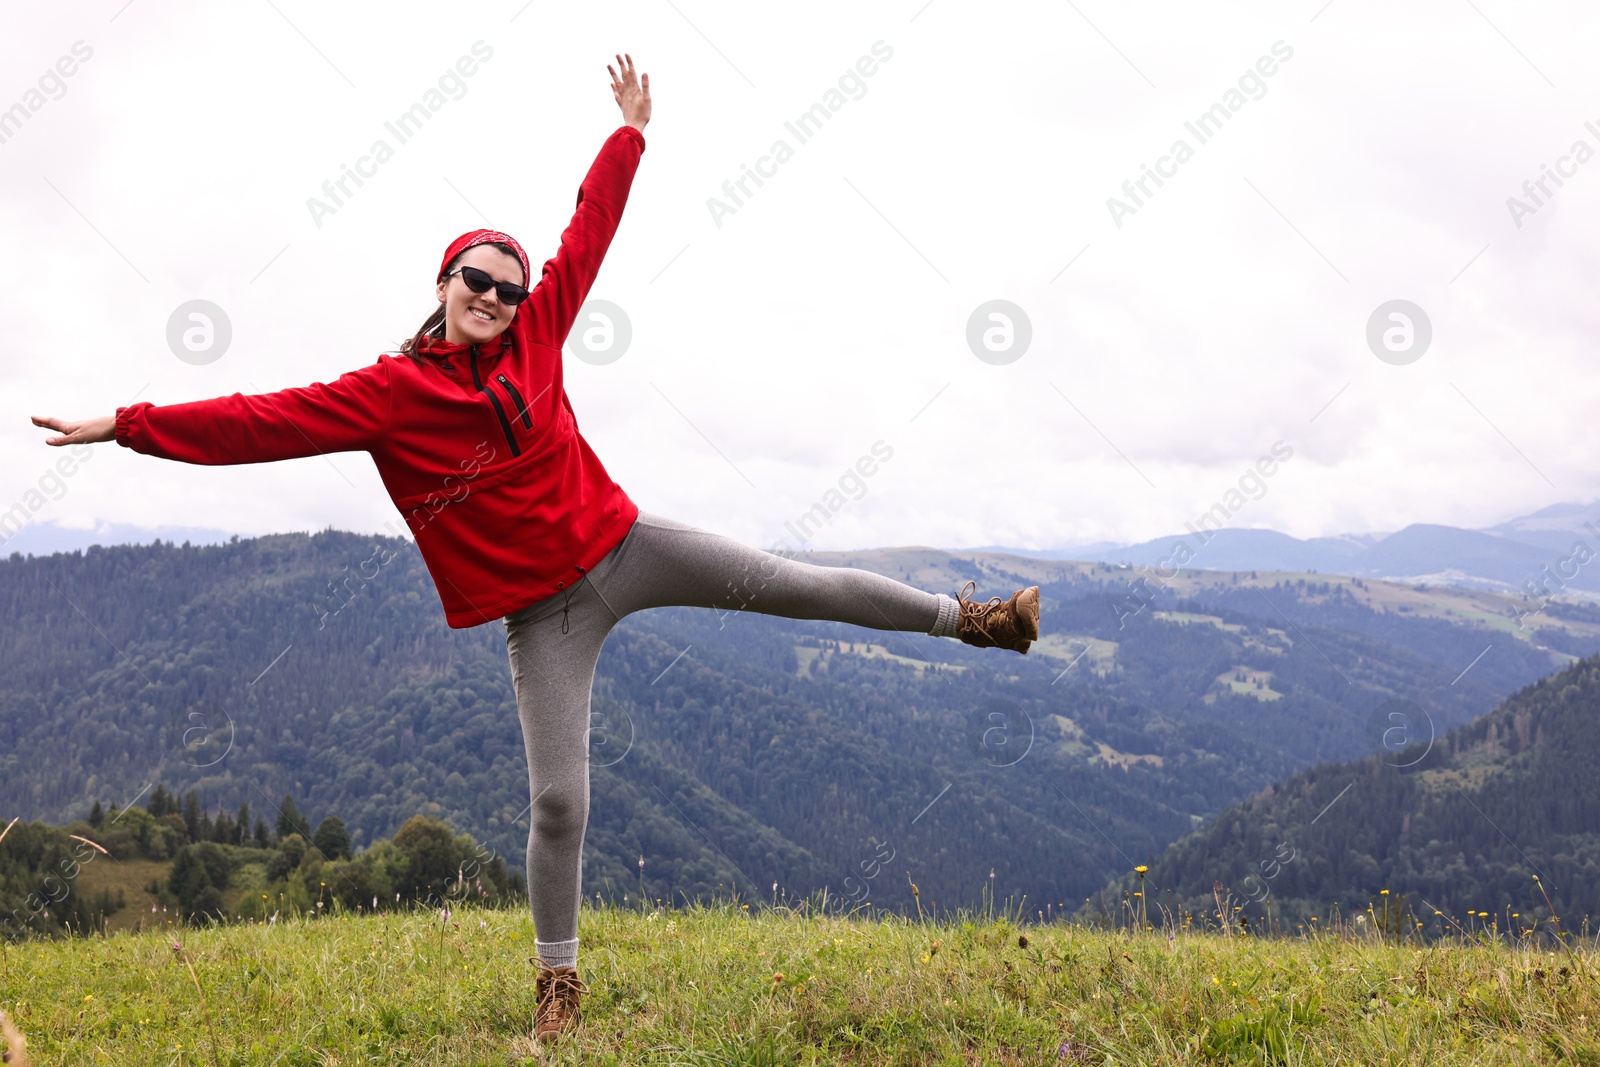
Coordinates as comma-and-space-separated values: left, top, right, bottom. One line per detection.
115, 125, 647, 628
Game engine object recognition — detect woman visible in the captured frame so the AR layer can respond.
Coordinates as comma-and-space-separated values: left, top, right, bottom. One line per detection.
32, 53, 1041, 1043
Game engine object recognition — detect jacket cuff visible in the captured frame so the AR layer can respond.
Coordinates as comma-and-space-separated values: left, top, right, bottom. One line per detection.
114, 404, 140, 449
618, 124, 646, 151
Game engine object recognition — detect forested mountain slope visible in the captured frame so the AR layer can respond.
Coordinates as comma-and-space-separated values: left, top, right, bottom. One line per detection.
3, 531, 1595, 910
1131, 651, 1600, 928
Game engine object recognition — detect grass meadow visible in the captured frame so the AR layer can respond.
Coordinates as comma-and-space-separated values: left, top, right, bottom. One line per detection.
2, 897, 1597, 1065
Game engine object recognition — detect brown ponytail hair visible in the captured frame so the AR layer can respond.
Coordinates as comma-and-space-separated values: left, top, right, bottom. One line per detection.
398, 241, 524, 367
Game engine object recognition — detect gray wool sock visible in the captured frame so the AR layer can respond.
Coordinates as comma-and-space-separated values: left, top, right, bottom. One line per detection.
927, 593, 960, 638
535, 937, 579, 970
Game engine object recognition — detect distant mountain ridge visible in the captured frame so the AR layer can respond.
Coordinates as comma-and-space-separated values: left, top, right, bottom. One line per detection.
978, 501, 1600, 597
14, 502, 1600, 602
1, 520, 235, 558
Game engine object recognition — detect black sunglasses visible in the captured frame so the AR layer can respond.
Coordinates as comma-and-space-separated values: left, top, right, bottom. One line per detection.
444, 265, 530, 305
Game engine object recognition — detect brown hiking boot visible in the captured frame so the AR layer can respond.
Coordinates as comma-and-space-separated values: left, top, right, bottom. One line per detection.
955, 581, 1040, 653
532, 960, 589, 1043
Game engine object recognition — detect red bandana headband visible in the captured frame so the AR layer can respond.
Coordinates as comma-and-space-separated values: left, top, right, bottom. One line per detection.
437, 229, 532, 288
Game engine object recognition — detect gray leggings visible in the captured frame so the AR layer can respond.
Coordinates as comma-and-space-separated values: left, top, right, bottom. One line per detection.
501, 511, 951, 949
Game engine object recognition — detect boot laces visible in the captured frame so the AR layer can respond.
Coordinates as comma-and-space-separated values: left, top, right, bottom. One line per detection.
536, 967, 589, 1027
956, 580, 1010, 639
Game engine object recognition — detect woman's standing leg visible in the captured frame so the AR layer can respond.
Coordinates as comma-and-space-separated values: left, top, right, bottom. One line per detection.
502, 554, 624, 973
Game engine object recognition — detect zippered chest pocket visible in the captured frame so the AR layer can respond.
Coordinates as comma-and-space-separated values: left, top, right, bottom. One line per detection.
468, 344, 546, 458
496, 374, 533, 430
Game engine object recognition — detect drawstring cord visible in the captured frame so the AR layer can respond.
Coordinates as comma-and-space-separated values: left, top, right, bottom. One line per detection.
560, 566, 589, 634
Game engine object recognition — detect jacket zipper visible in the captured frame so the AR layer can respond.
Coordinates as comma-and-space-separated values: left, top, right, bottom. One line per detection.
496, 374, 533, 429
470, 346, 521, 458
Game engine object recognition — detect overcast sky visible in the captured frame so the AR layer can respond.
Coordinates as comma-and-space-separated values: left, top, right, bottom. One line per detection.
4, 0, 1598, 554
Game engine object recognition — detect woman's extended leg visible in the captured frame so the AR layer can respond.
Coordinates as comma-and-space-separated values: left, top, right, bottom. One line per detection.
597, 511, 964, 635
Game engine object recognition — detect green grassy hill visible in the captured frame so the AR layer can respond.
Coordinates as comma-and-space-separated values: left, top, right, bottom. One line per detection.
3, 905, 1596, 1065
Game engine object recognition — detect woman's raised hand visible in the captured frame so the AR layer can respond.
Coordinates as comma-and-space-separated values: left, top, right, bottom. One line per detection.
608, 53, 651, 132
31, 414, 114, 446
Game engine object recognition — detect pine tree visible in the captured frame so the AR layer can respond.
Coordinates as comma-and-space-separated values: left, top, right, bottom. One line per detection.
167, 845, 225, 921
235, 801, 251, 846
182, 790, 202, 843
276, 795, 311, 842
147, 784, 176, 818
253, 815, 271, 848
210, 807, 235, 845
88, 799, 105, 827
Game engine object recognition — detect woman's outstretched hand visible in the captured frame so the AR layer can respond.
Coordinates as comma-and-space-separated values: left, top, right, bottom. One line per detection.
32, 414, 114, 446
609, 53, 650, 132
